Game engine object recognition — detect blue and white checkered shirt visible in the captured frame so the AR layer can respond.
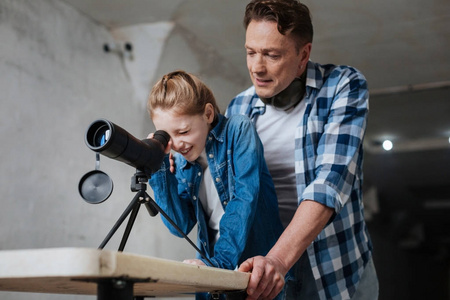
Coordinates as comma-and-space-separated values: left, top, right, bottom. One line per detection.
226, 61, 374, 300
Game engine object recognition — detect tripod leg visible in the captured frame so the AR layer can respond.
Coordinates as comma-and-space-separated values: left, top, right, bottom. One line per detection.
144, 193, 215, 267
144, 202, 158, 217
98, 192, 142, 249
118, 193, 143, 251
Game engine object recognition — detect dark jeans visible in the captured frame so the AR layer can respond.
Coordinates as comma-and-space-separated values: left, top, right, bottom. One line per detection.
283, 252, 320, 300
283, 253, 378, 300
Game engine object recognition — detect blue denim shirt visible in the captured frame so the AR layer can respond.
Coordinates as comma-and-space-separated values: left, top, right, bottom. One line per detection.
149, 114, 283, 270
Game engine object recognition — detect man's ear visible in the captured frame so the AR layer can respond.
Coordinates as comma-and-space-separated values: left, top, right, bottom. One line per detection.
301, 43, 312, 63
297, 42, 312, 75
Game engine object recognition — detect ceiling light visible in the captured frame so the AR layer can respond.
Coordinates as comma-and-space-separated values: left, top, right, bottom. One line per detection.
365, 136, 449, 154
382, 140, 393, 151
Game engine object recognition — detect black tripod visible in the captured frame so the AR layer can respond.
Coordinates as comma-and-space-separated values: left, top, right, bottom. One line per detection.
94, 170, 246, 300
98, 169, 212, 265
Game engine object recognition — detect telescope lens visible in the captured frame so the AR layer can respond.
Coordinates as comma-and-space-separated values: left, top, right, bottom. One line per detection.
93, 125, 111, 147
85, 119, 169, 174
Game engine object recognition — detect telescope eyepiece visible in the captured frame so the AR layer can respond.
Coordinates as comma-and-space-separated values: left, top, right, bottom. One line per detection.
153, 130, 170, 147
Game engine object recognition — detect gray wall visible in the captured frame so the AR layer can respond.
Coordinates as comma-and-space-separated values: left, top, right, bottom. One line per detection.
2, 1, 450, 300
0, 1, 205, 299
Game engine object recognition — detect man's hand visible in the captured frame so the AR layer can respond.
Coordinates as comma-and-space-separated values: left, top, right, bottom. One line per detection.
238, 201, 334, 300
238, 255, 287, 300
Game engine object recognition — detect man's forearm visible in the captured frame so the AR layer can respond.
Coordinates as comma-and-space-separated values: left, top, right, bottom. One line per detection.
267, 200, 334, 273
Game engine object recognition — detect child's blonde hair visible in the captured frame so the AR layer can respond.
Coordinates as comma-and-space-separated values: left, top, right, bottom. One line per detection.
147, 70, 220, 118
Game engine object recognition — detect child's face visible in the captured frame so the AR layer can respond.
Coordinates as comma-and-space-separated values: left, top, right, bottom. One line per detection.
152, 104, 214, 162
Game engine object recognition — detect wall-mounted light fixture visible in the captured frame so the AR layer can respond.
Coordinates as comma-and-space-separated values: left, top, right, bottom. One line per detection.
366, 136, 450, 154
103, 42, 134, 61
382, 140, 393, 151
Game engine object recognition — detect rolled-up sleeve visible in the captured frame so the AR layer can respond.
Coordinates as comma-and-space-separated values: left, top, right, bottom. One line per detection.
301, 67, 368, 213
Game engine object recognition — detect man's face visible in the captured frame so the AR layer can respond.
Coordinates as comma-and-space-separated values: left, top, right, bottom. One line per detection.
245, 20, 309, 99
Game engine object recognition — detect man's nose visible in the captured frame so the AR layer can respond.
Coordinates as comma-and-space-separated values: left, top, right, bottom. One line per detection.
249, 54, 265, 74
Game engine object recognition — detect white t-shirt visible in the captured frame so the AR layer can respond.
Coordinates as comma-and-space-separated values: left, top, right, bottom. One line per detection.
197, 150, 224, 244
255, 100, 306, 228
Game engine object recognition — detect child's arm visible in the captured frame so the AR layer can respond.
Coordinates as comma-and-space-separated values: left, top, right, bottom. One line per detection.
207, 116, 268, 270
149, 155, 197, 237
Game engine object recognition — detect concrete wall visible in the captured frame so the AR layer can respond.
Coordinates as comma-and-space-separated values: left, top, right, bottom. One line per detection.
2, 1, 450, 300
0, 1, 201, 299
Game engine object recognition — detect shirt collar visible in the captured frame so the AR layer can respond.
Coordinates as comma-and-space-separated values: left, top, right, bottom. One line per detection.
208, 114, 225, 143
305, 60, 324, 94
255, 99, 265, 107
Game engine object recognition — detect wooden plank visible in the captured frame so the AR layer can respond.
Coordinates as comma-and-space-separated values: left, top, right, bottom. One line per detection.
0, 248, 249, 297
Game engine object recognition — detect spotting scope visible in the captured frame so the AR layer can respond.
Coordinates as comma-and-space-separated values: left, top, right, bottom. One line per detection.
84, 119, 169, 174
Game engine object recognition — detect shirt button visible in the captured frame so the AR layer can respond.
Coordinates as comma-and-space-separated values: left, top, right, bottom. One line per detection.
223, 201, 228, 206
198, 172, 201, 176
208, 153, 214, 158
193, 196, 197, 201
215, 177, 221, 183
208, 137, 212, 141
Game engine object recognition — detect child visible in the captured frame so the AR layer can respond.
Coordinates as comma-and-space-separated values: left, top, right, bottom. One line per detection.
147, 70, 283, 296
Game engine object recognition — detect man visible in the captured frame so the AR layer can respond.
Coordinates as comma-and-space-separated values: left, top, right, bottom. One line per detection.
226, 1, 379, 299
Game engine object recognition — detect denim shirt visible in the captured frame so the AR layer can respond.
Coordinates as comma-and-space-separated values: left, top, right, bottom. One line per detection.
149, 114, 283, 270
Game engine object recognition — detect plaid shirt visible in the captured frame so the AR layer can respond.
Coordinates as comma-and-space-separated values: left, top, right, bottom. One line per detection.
226, 61, 373, 300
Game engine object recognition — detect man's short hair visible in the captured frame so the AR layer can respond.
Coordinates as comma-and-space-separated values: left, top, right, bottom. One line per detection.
244, 0, 313, 51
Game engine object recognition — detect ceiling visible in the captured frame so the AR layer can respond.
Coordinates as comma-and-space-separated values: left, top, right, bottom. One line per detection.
60, 0, 450, 251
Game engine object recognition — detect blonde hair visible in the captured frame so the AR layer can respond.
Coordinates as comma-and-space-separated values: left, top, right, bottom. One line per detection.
147, 70, 220, 118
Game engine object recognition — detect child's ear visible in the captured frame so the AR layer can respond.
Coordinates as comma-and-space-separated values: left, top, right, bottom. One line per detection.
204, 103, 215, 124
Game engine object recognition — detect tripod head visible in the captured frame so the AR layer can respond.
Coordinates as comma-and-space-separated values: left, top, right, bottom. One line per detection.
130, 170, 158, 217
130, 170, 149, 192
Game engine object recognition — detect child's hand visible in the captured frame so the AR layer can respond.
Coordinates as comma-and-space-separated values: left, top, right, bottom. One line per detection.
168, 152, 176, 173
183, 259, 206, 266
